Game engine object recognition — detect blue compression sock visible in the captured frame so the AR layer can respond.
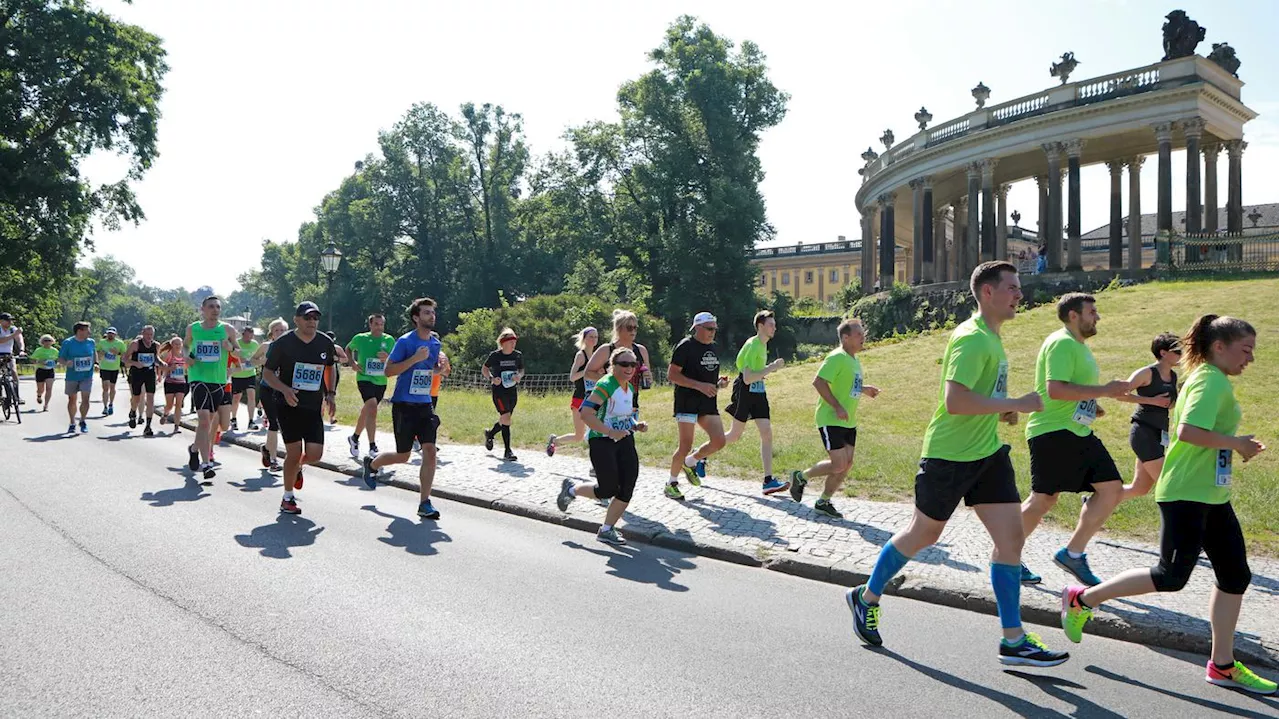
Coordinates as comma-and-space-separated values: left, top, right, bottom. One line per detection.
990, 562, 1023, 630
867, 541, 911, 597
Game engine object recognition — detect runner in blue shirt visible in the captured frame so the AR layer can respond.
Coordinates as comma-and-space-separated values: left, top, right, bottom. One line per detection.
59, 321, 97, 434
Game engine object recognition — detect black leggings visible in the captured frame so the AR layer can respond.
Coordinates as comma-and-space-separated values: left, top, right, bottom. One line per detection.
1151, 500, 1251, 595
260, 386, 281, 432
588, 434, 639, 503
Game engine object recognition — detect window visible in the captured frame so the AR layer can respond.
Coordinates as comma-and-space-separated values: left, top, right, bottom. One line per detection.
759, 273, 767, 287
781, 272, 790, 285
829, 269, 839, 284
805, 270, 814, 284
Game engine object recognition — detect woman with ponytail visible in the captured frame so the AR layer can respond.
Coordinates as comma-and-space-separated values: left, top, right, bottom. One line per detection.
546, 326, 598, 457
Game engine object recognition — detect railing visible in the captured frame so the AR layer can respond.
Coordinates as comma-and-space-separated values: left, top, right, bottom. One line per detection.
1075, 66, 1162, 105
439, 368, 670, 395
752, 240, 862, 258
1159, 232, 1279, 273
927, 118, 969, 146
989, 94, 1049, 126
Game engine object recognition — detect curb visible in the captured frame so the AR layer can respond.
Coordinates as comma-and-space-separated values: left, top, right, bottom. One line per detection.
193, 419, 1278, 668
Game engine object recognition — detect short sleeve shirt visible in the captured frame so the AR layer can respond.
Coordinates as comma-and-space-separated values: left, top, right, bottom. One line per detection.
60, 337, 97, 381
389, 331, 442, 404
264, 330, 336, 410
671, 337, 719, 402
1025, 328, 1100, 440
98, 339, 128, 370
485, 350, 524, 390
920, 316, 1008, 462
1155, 364, 1240, 505
736, 336, 768, 392
587, 375, 635, 440
814, 349, 862, 429
30, 346, 59, 371
348, 332, 397, 386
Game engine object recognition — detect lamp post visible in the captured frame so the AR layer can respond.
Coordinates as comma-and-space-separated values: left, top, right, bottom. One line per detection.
320, 243, 344, 332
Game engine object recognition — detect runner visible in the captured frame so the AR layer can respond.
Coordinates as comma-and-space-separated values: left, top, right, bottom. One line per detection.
724, 311, 788, 495
345, 313, 395, 460
546, 326, 599, 457
482, 328, 524, 462
323, 331, 340, 425
58, 321, 96, 434
665, 312, 729, 500
1018, 293, 1132, 586
0, 314, 22, 399
361, 297, 444, 520
159, 337, 188, 435
1114, 333, 1181, 503
124, 325, 164, 436
30, 334, 59, 412
848, 261, 1069, 667
97, 327, 127, 416
184, 296, 239, 482
555, 346, 649, 545
585, 310, 653, 422
262, 302, 336, 515
788, 318, 878, 518
229, 326, 260, 431
1062, 315, 1275, 695
249, 319, 289, 472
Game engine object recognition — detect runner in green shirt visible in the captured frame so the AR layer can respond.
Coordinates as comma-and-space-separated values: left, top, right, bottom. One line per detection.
788, 318, 878, 518
723, 311, 787, 496
30, 335, 60, 412
345, 312, 397, 459
183, 296, 240, 481
1063, 315, 1275, 696
230, 326, 261, 431
849, 261, 1068, 670
96, 327, 128, 416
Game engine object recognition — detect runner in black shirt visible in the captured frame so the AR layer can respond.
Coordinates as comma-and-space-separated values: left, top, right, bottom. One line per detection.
665, 311, 729, 500
482, 328, 524, 461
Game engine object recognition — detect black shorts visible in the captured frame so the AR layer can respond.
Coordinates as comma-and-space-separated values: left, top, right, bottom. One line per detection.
393, 402, 437, 453
915, 444, 1021, 521
260, 388, 280, 431
588, 434, 639, 503
673, 390, 719, 421
1153, 501, 1251, 595
492, 388, 518, 415
1027, 430, 1122, 495
429, 393, 440, 411
358, 380, 387, 403
99, 369, 120, 383
220, 385, 232, 405
35, 368, 55, 383
190, 382, 225, 413
231, 375, 256, 393
818, 425, 857, 451
726, 381, 770, 422
164, 382, 188, 396
278, 402, 325, 445
1130, 421, 1168, 463
129, 369, 157, 396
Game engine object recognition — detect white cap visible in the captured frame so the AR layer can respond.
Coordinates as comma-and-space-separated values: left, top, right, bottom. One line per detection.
690, 311, 717, 328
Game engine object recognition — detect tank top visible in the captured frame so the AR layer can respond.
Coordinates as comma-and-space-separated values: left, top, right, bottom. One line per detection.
601, 342, 646, 394
1132, 363, 1177, 431
131, 339, 159, 374
188, 322, 229, 384
165, 353, 188, 385
572, 349, 589, 399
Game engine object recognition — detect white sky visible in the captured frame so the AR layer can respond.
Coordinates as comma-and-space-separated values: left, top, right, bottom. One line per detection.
83, 0, 1279, 294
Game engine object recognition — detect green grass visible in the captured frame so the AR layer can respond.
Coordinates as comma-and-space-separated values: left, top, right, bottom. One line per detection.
332, 276, 1278, 551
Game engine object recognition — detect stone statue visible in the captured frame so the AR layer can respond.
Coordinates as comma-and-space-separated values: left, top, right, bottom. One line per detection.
1049, 52, 1079, 85
1207, 42, 1241, 77
1162, 10, 1205, 61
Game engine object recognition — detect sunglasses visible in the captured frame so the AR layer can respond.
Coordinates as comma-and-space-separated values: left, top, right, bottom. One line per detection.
614, 360, 638, 368
301, 314, 321, 321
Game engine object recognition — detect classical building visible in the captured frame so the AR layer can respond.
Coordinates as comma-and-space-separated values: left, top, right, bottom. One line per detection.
750, 236, 909, 302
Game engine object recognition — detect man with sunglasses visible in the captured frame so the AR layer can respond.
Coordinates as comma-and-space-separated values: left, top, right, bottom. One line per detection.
185, 296, 240, 482
666, 311, 729, 500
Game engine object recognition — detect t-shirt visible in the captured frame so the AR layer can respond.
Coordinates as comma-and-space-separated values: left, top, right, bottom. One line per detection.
0, 326, 18, 354
814, 349, 862, 429
264, 330, 337, 411
1025, 328, 1100, 440
60, 337, 97, 381
98, 339, 128, 370
188, 322, 231, 385
587, 375, 636, 440
30, 346, 59, 371
348, 332, 397, 386
671, 337, 720, 402
920, 316, 1008, 462
388, 331, 442, 404
233, 340, 261, 378
736, 336, 769, 393
1155, 364, 1241, 505
485, 349, 524, 390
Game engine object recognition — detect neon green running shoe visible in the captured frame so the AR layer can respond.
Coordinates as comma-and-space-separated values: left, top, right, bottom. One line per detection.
1061, 585, 1093, 643
1206, 660, 1279, 695
682, 463, 702, 487
663, 483, 685, 500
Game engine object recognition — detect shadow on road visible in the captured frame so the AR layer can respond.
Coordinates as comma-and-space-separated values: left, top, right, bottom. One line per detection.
234, 514, 325, 559
140, 474, 209, 507
227, 471, 283, 493
96, 431, 134, 443
562, 540, 692, 593
864, 645, 1068, 718
361, 505, 452, 556
488, 461, 535, 479
1084, 665, 1277, 717
22, 432, 73, 443
1003, 670, 1124, 718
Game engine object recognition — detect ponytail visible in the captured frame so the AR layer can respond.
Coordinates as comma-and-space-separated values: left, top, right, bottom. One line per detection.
1181, 314, 1255, 370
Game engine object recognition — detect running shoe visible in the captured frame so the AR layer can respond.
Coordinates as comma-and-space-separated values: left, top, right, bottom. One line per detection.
1020, 563, 1042, 585
261, 446, 271, 468
418, 501, 440, 520
1205, 660, 1279, 695
998, 633, 1069, 667
159, 415, 167, 425
663, 483, 685, 501
362, 456, 377, 490
412, 439, 420, 453
200, 463, 216, 481
1053, 548, 1102, 586
789, 470, 808, 502
1060, 585, 1093, 643
368, 443, 380, 458
105, 405, 112, 416
846, 585, 882, 647
230, 418, 238, 431
588, 467, 596, 478
269, 460, 283, 473
79, 420, 87, 434
295, 470, 304, 490
503, 450, 518, 462
214, 431, 222, 445
483, 430, 493, 452
813, 498, 844, 519
597, 527, 627, 546
762, 476, 791, 496
280, 497, 301, 515
247, 420, 259, 431
694, 458, 707, 479
67, 423, 75, 434
143, 424, 154, 437
128, 410, 137, 429
545, 434, 556, 457
681, 463, 701, 487
347, 434, 360, 459
556, 478, 575, 511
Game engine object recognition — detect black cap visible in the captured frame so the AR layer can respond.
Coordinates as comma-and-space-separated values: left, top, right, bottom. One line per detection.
0, 312, 12, 320
295, 301, 322, 317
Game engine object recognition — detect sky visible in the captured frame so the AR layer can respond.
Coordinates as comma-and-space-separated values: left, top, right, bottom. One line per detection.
82, 0, 1279, 294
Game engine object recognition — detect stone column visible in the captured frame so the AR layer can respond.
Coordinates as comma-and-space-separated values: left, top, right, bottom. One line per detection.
953, 197, 968, 282
1181, 118, 1205, 234
995, 184, 1010, 261
860, 206, 876, 292
979, 160, 998, 261
1153, 122, 1174, 235
1106, 160, 1124, 270
1043, 143, 1063, 272
966, 163, 981, 272
1203, 143, 1220, 233
1126, 156, 1145, 270
1226, 139, 1246, 234
878, 192, 896, 291
922, 177, 935, 284
910, 179, 924, 284
1064, 139, 1085, 270
1035, 175, 1048, 249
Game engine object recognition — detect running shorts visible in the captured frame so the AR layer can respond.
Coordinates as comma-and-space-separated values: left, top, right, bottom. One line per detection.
1129, 421, 1168, 463
1027, 430, 1122, 495
278, 402, 324, 445
358, 380, 386, 403
393, 402, 437, 453
914, 444, 1020, 521
818, 425, 857, 451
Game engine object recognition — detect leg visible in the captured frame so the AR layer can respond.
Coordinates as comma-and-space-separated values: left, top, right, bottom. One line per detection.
669, 421, 697, 478
283, 441, 303, 492
757, 419, 774, 478
195, 409, 214, 462
1081, 501, 1205, 607
723, 417, 748, 447
691, 414, 726, 459
822, 445, 853, 498
1020, 492, 1058, 541
498, 411, 513, 453
143, 392, 155, 420
302, 440, 324, 467
1066, 480, 1122, 554
1200, 503, 1252, 666
231, 393, 242, 423
974, 502, 1027, 640
173, 393, 184, 433
43, 379, 54, 409
419, 444, 437, 502
364, 398, 379, 444
78, 390, 90, 421
1121, 458, 1162, 503
863, 508, 947, 603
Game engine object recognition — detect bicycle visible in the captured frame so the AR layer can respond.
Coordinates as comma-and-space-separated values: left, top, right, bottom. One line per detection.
0, 354, 22, 424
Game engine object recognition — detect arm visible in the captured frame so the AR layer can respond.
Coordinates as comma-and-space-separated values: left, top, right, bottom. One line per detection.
585, 346, 609, 380
1177, 424, 1265, 461
123, 340, 140, 369
568, 353, 588, 382
384, 343, 429, 378
1047, 379, 1132, 402
944, 381, 1037, 416
249, 342, 270, 367
577, 387, 629, 440
184, 324, 194, 355
1114, 366, 1169, 406
812, 377, 848, 420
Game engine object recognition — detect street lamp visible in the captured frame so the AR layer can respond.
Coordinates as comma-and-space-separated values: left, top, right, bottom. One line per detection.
320, 243, 344, 332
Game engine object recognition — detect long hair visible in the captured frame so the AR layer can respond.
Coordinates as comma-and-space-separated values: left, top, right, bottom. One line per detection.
1181, 315, 1255, 371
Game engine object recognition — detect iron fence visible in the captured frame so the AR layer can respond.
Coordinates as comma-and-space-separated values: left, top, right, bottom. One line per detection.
1158, 232, 1279, 273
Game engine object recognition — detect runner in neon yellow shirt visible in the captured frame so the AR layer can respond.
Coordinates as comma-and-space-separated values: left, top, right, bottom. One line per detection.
345, 313, 396, 459
183, 295, 240, 482
29, 335, 59, 412
723, 311, 788, 496
230, 326, 261, 431
96, 327, 128, 416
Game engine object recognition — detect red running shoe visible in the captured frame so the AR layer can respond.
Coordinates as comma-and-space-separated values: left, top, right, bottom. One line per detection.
280, 498, 301, 515
295, 470, 304, 490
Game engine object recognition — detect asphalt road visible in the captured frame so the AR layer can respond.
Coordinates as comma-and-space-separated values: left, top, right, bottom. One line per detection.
2, 389, 1276, 718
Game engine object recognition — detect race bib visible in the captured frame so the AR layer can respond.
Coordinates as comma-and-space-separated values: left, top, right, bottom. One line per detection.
850, 372, 863, 399
43, 359, 55, 370
137, 353, 155, 368
73, 356, 93, 373
171, 365, 186, 380
291, 362, 323, 391
749, 379, 766, 393
1216, 449, 1232, 487
409, 368, 433, 395
1160, 430, 1169, 448
1073, 399, 1097, 426
583, 379, 596, 394
606, 416, 634, 432
104, 351, 117, 363
364, 358, 386, 376
195, 340, 221, 363
501, 370, 517, 388
992, 361, 1009, 399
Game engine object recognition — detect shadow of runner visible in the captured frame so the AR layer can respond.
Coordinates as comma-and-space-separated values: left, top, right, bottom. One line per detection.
1003, 670, 1125, 718
488, 462, 535, 479
227, 471, 283, 493
140, 474, 209, 507
361, 504, 452, 556
1084, 665, 1277, 717
234, 514, 324, 559
1092, 596, 1276, 666
863, 646, 1067, 718
562, 540, 693, 593
22, 433, 73, 443
97, 431, 134, 443
684, 497, 783, 544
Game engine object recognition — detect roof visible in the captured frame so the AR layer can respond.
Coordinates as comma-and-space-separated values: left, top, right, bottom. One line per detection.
1081, 203, 1278, 239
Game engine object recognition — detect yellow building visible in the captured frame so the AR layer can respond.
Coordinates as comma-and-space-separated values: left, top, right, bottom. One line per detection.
751, 236, 910, 303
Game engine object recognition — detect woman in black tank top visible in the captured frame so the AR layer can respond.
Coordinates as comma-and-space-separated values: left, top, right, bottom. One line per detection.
1115, 333, 1182, 502
546, 327, 598, 457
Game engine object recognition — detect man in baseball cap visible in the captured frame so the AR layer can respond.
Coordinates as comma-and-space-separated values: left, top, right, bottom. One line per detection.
97, 326, 127, 416
665, 310, 729, 500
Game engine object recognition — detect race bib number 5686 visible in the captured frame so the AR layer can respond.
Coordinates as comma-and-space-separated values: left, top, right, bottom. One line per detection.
291, 363, 323, 391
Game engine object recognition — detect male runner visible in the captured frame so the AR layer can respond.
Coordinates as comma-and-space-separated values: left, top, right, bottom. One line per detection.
262, 302, 337, 515
229, 325, 260, 431
666, 312, 728, 500
346, 313, 395, 459
1019, 293, 1131, 585
847, 261, 1069, 667
59, 321, 96, 434
723, 310, 788, 495
97, 327, 127, 416
184, 296, 239, 482
0, 313, 22, 404
361, 297, 443, 519
124, 325, 164, 436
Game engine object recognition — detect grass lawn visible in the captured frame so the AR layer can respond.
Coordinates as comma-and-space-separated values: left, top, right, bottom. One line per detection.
331, 276, 1278, 551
